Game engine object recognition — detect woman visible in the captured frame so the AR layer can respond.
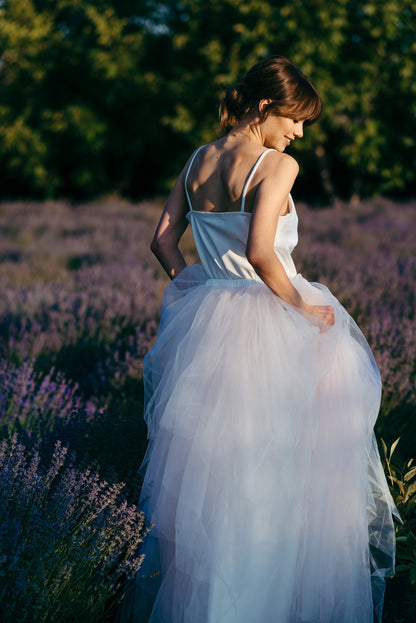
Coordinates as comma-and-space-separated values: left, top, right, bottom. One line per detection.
122, 56, 398, 623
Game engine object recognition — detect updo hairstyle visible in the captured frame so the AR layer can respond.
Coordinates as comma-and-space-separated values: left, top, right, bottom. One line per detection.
219, 56, 322, 133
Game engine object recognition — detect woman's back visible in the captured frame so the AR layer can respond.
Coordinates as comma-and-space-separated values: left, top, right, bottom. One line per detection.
185, 142, 299, 281
185, 137, 288, 215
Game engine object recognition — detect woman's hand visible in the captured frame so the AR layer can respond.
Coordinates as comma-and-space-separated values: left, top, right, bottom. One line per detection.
301, 302, 335, 327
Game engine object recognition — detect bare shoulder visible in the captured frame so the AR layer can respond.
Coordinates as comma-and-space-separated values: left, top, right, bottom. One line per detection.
178, 147, 203, 179
263, 150, 299, 178
251, 150, 299, 216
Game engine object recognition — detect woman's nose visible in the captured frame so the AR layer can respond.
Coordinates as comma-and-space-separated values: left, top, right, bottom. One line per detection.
295, 123, 304, 138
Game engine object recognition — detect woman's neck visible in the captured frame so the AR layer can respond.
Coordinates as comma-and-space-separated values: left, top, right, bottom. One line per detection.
228, 118, 265, 146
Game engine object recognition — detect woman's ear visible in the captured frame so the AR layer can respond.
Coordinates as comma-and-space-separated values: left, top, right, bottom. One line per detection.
258, 98, 272, 114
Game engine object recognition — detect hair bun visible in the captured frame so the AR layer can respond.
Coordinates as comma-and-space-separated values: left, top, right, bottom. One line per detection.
218, 56, 322, 135
219, 83, 249, 132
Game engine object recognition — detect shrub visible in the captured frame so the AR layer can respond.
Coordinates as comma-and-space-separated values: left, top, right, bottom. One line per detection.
0, 358, 146, 504
0, 434, 147, 623
0, 359, 93, 434
381, 439, 416, 622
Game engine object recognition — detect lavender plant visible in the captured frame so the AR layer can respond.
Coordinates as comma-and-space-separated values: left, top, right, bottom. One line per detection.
0, 434, 147, 623
0, 196, 414, 621
0, 358, 146, 504
0, 359, 93, 433
0, 199, 164, 397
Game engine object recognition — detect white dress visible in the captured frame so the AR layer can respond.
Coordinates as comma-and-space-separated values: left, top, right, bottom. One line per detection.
121, 148, 398, 623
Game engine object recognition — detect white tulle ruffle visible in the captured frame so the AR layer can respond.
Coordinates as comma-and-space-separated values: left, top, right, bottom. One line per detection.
122, 264, 398, 623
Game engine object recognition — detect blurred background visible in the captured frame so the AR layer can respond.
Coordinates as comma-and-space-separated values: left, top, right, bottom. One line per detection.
0, 2, 415, 622
1, 0, 416, 203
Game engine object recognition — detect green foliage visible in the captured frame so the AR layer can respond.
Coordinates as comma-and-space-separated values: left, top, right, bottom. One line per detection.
381, 438, 416, 621
156, 0, 416, 200
0, 0, 415, 199
0, 0, 161, 197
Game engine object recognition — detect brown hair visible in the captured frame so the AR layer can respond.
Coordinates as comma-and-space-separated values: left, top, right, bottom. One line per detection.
219, 56, 322, 133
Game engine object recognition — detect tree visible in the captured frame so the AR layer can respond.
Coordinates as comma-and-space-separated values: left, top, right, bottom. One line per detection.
146, 0, 416, 200
0, 0, 415, 199
0, 0, 159, 197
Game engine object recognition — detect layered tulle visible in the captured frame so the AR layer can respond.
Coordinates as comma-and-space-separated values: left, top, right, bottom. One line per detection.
121, 264, 398, 623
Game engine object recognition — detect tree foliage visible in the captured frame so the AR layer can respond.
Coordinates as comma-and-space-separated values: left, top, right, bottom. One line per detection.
0, 0, 415, 200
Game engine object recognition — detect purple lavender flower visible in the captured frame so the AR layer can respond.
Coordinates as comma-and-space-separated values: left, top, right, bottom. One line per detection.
0, 434, 147, 622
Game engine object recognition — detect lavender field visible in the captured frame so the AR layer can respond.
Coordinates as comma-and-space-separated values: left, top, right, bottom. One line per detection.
0, 197, 415, 622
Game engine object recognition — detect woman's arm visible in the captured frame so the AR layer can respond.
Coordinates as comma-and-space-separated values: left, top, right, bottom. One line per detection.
150, 169, 189, 279
247, 152, 334, 325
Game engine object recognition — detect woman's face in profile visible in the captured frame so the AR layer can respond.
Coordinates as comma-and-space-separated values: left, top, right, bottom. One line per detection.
261, 114, 304, 152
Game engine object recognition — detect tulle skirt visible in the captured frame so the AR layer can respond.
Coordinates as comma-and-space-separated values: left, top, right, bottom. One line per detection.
120, 265, 398, 623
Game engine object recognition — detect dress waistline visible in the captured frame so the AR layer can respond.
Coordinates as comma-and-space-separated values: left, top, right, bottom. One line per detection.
205, 278, 262, 288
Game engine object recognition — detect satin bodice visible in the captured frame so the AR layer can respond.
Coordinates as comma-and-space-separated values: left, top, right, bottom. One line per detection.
186, 199, 298, 281
184, 145, 298, 282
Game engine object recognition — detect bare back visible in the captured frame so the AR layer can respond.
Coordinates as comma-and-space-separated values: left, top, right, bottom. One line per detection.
185, 137, 291, 215
151, 134, 299, 279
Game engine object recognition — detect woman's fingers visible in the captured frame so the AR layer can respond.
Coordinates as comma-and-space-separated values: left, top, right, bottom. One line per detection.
310, 304, 335, 326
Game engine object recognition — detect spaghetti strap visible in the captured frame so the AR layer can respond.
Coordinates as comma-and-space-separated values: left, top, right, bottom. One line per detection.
184, 146, 205, 212
240, 149, 274, 212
